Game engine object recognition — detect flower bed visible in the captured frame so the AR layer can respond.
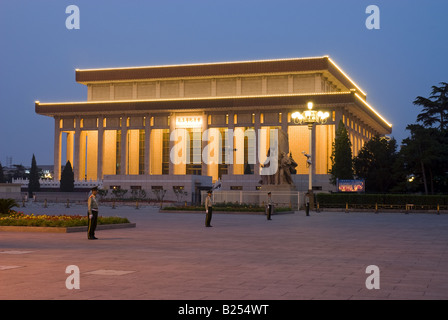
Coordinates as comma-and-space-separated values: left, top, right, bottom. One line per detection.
0, 212, 130, 228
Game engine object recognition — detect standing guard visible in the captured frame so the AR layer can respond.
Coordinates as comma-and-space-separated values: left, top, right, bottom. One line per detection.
266, 192, 273, 220
87, 186, 99, 239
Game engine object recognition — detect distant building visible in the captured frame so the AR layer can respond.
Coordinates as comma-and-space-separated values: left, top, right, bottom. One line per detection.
0, 183, 22, 200
35, 56, 392, 199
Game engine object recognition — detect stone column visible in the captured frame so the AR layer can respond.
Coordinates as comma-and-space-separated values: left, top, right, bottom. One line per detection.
227, 112, 235, 176
201, 112, 208, 176
74, 118, 81, 181
66, 131, 74, 167
97, 116, 104, 181
281, 110, 288, 134
334, 107, 342, 127
310, 123, 316, 190
144, 114, 151, 175
253, 111, 261, 175
120, 116, 128, 175
53, 117, 62, 182
168, 113, 175, 175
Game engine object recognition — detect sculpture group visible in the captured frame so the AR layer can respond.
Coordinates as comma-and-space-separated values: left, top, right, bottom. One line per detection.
259, 130, 298, 186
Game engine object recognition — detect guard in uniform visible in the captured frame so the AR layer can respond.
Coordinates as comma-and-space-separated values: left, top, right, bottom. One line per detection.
266, 192, 273, 220
205, 190, 213, 227
87, 186, 99, 239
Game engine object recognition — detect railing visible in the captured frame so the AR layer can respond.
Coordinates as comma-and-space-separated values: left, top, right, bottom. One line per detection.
201, 190, 302, 209
316, 202, 448, 213
12, 178, 103, 189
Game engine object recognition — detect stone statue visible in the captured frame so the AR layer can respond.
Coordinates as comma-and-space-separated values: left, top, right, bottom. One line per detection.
278, 152, 292, 184
259, 129, 297, 186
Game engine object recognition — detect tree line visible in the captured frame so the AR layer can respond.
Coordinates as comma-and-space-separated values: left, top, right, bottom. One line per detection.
330, 82, 448, 194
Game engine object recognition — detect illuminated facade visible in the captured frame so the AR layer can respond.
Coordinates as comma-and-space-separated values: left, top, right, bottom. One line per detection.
35, 56, 392, 196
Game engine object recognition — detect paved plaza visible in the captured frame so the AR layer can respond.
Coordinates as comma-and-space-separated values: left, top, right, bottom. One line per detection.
1, 202, 448, 300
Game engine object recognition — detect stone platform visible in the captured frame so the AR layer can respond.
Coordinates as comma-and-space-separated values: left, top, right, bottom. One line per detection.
1, 202, 448, 300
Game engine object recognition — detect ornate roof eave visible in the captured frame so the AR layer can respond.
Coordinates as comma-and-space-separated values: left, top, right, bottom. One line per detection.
35, 91, 391, 134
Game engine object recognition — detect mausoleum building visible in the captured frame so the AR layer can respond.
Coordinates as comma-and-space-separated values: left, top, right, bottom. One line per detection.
35, 56, 392, 200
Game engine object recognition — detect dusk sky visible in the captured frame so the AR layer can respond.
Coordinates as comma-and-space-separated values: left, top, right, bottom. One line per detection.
1, 0, 447, 167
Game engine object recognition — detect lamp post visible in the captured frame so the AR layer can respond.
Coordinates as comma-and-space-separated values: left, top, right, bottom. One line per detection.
291, 102, 329, 192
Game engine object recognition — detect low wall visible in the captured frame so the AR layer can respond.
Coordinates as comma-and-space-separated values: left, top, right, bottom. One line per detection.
202, 190, 302, 209
15, 192, 90, 203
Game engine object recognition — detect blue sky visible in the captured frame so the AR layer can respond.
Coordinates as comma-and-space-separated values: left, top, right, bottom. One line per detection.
0, 0, 447, 166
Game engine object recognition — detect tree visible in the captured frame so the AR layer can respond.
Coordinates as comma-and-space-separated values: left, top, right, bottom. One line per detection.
0, 162, 5, 183
60, 161, 75, 192
413, 82, 448, 131
400, 125, 448, 194
329, 120, 354, 185
400, 83, 448, 194
353, 136, 401, 193
244, 162, 253, 174
28, 154, 40, 197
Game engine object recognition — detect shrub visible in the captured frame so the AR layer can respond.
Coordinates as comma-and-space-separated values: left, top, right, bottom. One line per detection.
316, 193, 448, 208
0, 198, 18, 215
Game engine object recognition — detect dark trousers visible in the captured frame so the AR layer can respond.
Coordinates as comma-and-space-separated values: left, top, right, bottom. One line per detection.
267, 205, 273, 220
205, 207, 213, 226
88, 210, 98, 238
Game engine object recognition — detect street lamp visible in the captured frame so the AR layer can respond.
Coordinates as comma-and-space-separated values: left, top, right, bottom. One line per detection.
291, 102, 329, 192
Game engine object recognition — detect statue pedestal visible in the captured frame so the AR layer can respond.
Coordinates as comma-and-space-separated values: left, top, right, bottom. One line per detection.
259, 184, 297, 209
260, 184, 296, 192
